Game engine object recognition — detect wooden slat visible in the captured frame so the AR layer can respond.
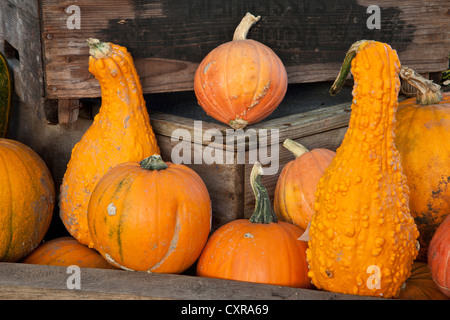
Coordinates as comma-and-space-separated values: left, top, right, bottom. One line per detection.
0, 0, 47, 121
0, 262, 378, 300
39, 0, 450, 99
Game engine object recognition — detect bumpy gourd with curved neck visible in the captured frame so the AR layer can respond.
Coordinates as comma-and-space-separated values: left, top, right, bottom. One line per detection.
60, 39, 160, 248
306, 41, 419, 298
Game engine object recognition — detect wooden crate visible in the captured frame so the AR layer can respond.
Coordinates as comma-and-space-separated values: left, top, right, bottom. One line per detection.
1, 0, 449, 124
148, 94, 351, 226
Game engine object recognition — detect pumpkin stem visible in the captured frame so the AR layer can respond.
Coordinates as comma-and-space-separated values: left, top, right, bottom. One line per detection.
87, 38, 112, 59
140, 154, 168, 171
233, 12, 261, 41
283, 139, 309, 158
249, 162, 278, 224
399, 66, 443, 105
330, 40, 374, 96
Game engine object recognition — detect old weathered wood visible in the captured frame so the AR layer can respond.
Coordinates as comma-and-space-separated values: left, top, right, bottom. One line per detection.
2, 0, 449, 123
58, 99, 80, 124
0, 0, 47, 121
39, 0, 450, 102
0, 262, 378, 300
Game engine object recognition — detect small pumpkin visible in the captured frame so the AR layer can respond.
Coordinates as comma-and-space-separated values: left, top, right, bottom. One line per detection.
196, 162, 311, 288
428, 213, 450, 298
397, 262, 449, 300
307, 41, 419, 298
395, 70, 450, 261
88, 155, 212, 273
274, 139, 335, 230
22, 237, 117, 269
60, 39, 160, 248
0, 138, 55, 262
194, 13, 288, 129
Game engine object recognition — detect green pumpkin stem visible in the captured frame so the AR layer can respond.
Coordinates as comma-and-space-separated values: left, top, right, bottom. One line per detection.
249, 162, 278, 224
330, 40, 372, 96
140, 154, 168, 171
399, 66, 443, 105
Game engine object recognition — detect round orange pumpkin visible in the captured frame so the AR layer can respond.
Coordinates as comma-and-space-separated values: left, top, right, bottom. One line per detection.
194, 13, 288, 129
0, 138, 54, 262
274, 139, 335, 230
428, 213, 450, 297
196, 162, 311, 288
397, 262, 448, 300
87, 155, 212, 273
395, 91, 450, 261
22, 237, 117, 269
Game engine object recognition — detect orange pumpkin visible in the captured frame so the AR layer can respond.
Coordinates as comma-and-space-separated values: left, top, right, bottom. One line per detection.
197, 162, 311, 288
0, 138, 54, 262
428, 213, 450, 297
87, 155, 212, 273
395, 88, 450, 261
194, 13, 288, 129
397, 262, 449, 300
274, 139, 335, 230
22, 237, 117, 269
60, 39, 160, 248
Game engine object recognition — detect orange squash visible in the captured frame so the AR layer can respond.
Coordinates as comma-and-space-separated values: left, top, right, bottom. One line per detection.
307, 41, 419, 298
274, 139, 335, 230
87, 155, 211, 273
197, 162, 311, 288
194, 13, 288, 129
0, 139, 54, 262
397, 262, 448, 300
428, 213, 450, 297
22, 237, 117, 269
60, 39, 160, 248
395, 83, 450, 261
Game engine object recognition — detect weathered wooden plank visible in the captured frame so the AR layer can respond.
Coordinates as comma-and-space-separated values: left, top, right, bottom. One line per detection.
0, 0, 47, 120
0, 262, 378, 300
39, 0, 450, 99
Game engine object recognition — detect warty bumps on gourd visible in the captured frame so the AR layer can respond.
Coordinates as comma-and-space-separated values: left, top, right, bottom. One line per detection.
59, 39, 160, 248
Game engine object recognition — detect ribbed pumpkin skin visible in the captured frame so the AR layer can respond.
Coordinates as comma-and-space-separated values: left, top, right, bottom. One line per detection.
22, 237, 117, 269
0, 139, 54, 262
60, 41, 160, 248
194, 39, 288, 129
196, 219, 311, 288
88, 160, 212, 273
395, 93, 450, 261
428, 214, 450, 297
274, 148, 335, 230
307, 42, 419, 298
397, 262, 449, 300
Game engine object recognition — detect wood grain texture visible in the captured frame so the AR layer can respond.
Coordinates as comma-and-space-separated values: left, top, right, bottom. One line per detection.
0, 0, 46, 120
39, 0, 450, 100
0, 262, 378, 300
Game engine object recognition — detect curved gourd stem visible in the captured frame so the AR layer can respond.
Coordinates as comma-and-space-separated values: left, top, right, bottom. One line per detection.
330, 40, 373, 96
399, 66, 443, 105
233, 12, 261, 41
249, 162, 278, 224
140, 154, 168, 171
283, 139, 309, 158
